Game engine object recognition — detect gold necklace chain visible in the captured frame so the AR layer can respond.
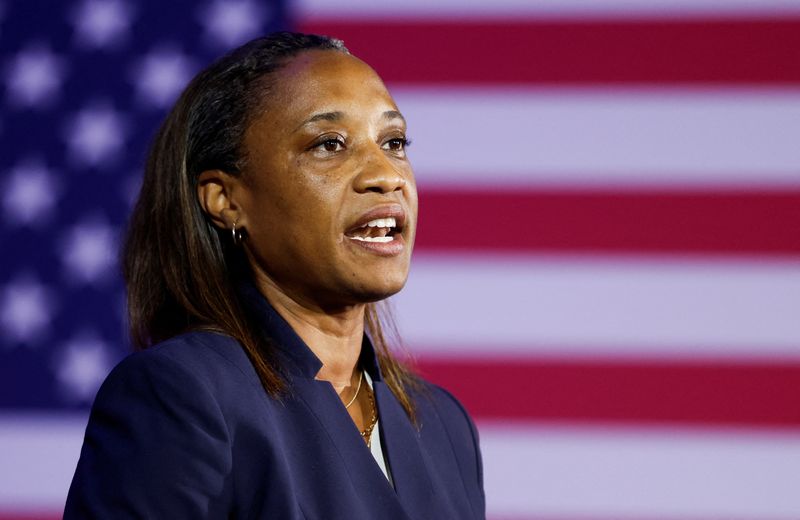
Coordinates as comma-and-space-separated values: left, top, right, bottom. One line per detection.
360, 387, 378, 448
343, 370, 363, 409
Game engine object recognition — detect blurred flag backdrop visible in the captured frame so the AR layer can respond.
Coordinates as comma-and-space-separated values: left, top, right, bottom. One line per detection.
2, 1, 800, 519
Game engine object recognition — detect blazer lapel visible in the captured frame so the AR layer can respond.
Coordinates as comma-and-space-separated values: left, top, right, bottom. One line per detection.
375, 380, 437, 519
289, 376, 411, 518
239, 283, 430, 518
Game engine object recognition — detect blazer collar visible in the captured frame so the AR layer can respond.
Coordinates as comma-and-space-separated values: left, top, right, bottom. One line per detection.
238, 282, 383, 382
239, 282, 439, 519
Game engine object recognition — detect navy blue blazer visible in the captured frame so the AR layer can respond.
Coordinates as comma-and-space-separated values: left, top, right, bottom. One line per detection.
64, 289, 485, 519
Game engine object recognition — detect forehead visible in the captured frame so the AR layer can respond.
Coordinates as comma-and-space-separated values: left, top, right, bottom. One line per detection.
267, 50, 397, 118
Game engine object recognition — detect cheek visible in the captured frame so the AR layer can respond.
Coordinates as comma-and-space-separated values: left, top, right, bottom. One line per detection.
287, 170, 349, 230
406, 179, 420, 232
249, 173, 314, 222
289, 154, 345, 198
252, 187, 342, 256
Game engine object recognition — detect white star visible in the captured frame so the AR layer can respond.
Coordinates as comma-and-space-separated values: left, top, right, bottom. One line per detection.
64, 104, 127, 168
70, 0, 134, 49
2, 159, 59, 227
199, 0, 268, 48
54, 332, 113, 403
4, 44, 66, 109
132, 48, 196, 108
60, 219, 117, 285
0, 275, 56, 346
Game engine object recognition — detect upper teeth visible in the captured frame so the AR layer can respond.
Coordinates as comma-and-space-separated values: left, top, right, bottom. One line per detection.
349, 236, 394, 243
364, 217, 396, 228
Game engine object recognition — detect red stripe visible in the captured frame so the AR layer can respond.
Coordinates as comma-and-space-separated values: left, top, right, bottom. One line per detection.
298, 19, 800, 85
416, 356, 800, 426
414, 189, 800, 255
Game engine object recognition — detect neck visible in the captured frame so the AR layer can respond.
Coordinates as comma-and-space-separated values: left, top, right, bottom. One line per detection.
254, 274, 365, 391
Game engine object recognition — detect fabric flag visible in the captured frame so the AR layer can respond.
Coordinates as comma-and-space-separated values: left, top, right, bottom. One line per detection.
0, 0, 287, 517
2, 0, 800, 519
299, 1, 800, 519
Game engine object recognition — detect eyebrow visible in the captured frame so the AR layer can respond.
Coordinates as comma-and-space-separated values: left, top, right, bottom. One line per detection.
382, 110, 406, 123
297, 111, 343, 129
297, 110, 406, 131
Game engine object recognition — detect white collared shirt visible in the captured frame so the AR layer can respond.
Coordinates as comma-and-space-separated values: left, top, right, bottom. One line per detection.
363, 371, 393, 486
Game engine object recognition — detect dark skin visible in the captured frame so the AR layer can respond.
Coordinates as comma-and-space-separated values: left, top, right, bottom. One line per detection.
198, 50, 418, 433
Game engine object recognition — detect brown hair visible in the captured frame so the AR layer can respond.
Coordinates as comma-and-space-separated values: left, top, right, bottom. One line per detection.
123, 32, 419, 420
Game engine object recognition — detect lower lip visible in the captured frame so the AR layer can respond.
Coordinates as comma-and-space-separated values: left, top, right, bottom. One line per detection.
345, 234, 406, 257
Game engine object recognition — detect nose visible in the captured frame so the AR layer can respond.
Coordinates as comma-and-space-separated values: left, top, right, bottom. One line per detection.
353, 144, 409, 194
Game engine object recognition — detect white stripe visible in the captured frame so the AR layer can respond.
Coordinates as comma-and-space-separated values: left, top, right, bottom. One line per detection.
391, 255, 800, 358
480, 422, 800, 519
295, 0, 800, 20
0, 414, 87, 510
7, 414, 799, 519
390, 89, 800, 188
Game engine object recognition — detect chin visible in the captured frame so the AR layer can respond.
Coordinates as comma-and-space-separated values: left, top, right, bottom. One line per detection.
348, 273, 408, 304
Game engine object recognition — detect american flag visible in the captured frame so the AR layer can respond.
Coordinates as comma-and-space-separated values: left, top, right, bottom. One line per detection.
2, 1, 800, 519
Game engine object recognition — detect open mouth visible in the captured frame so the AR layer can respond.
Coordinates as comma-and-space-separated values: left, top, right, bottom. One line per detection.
345, 217, 402, 243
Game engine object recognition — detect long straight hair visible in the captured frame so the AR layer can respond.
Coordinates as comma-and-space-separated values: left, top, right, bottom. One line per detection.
123, 32, 419, 420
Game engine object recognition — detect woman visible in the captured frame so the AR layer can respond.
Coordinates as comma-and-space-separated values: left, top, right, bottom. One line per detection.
64, 32, 485, 519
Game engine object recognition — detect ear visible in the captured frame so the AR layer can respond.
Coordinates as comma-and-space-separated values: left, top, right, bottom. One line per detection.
197, 169, 242, 230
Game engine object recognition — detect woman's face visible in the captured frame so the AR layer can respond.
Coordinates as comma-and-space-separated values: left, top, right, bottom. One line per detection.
236, 50, 417, 309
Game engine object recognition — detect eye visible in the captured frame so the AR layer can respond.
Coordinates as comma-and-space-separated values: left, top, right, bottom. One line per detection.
382, 136, 411, 153
309, 134, 346, 155
316, 137, 345, 152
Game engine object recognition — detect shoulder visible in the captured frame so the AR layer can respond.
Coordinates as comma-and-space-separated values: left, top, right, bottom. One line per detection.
96, 330, 257, 414
415, 381, 482, 455
93, 330, 268, 429
411, 379, 486, 513
145, 330, 254, 375
108, 330, 261, 393
421, 382, 477, 430
65, 331, 249, 517
413, 379, 478, 444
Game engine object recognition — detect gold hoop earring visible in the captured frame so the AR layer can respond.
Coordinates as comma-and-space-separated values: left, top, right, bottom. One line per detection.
231, 219, 245, 246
